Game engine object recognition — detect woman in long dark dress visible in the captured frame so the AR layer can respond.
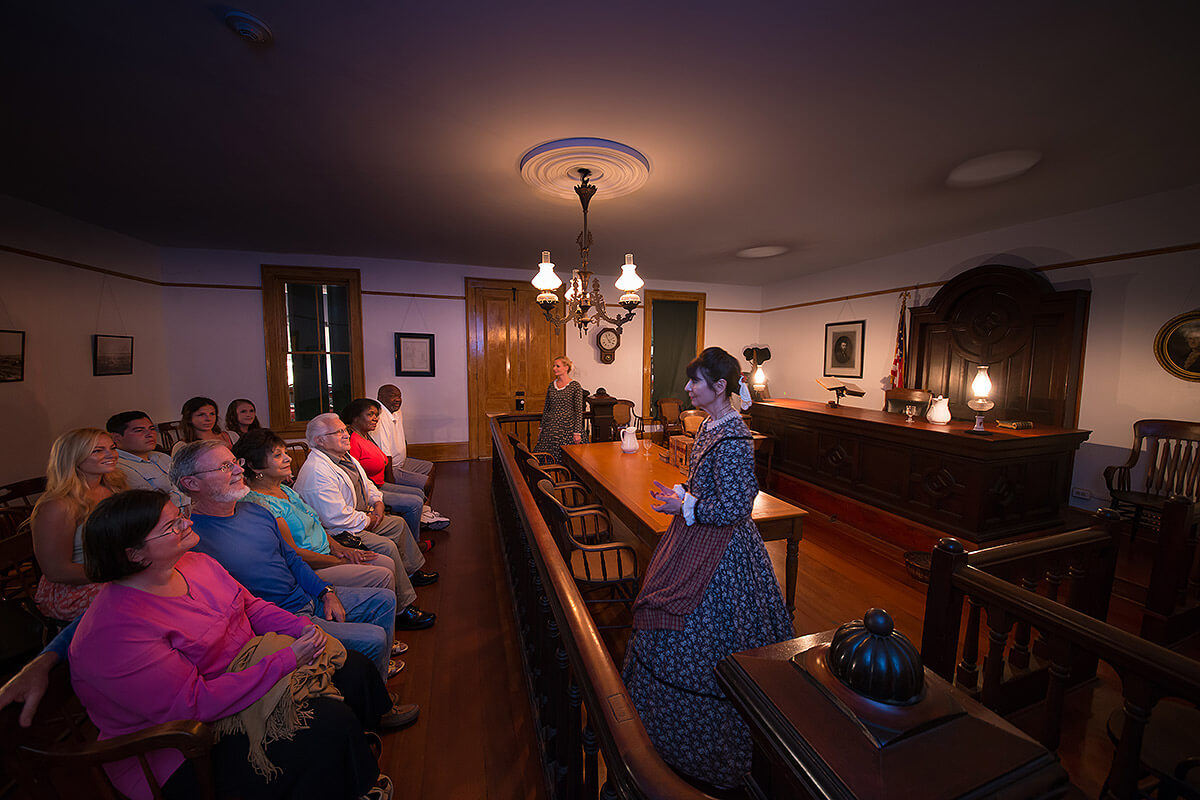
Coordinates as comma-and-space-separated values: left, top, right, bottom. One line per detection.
533, 356, 586, 464
622, 347, 793, 790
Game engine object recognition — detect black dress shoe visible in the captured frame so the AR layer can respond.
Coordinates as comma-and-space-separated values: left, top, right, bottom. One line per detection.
396, 605, 436, 630
410, 569, 439, 587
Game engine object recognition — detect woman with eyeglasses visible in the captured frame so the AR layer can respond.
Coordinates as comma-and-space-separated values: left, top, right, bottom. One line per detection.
31, 428, 127, 621
224, 398, 262, 445
172, 396, 233, 455
68, 490, 392, 800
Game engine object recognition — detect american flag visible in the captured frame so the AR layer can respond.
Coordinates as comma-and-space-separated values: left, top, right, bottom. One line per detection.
890, 291, 908, 388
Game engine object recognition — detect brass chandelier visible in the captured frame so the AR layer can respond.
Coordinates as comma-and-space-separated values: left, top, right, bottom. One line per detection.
531, 168, 643, 335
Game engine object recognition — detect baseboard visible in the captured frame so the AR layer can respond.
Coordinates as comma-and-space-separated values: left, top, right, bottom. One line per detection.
408, 441, 469, 462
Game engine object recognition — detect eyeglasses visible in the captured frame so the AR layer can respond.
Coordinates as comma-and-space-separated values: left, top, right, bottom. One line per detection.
144, 505, 193, 542
318, 427, 351, 438
192, 458, 245, 475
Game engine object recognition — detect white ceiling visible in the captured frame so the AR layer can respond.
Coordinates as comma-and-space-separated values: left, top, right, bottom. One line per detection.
2, 2, 1198, 285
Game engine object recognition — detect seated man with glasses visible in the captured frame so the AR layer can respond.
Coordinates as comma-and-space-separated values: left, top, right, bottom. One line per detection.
294, 413, 437, 632
170, 441, 401, 681
107, 411, 189, 508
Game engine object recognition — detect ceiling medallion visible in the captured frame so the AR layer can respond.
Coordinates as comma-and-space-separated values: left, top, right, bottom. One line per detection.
520, 138, 650, 201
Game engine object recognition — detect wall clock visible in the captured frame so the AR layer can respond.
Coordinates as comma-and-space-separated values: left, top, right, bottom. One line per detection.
596, 327, 620, 364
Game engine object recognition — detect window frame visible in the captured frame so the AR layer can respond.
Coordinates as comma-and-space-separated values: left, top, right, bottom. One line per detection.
261, 265, 366, 438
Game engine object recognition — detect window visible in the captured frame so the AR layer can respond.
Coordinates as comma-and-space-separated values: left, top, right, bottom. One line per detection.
261, 266, 365, 436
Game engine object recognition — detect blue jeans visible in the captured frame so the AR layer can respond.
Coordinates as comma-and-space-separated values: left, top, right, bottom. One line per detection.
302, 585, 396, 680
379, 482, 424, 536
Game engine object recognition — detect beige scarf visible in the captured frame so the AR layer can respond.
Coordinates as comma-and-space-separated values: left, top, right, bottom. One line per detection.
212, 631, 347, 780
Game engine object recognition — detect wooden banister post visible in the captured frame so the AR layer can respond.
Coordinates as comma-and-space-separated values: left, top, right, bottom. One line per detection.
921, 537, 967, 680
1141, 495, 1193, 644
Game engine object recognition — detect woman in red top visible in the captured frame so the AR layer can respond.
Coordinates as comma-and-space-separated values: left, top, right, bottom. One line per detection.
341, 399, 429, 544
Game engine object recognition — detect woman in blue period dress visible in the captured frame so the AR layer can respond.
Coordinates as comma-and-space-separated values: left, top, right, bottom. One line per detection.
533, 355, 586, 464
622, 347, 793, 790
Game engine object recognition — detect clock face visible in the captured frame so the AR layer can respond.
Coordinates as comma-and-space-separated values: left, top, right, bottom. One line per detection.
598, 329, 619, 351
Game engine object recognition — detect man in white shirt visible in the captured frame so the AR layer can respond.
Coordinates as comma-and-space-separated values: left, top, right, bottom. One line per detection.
374, 384, 448, 528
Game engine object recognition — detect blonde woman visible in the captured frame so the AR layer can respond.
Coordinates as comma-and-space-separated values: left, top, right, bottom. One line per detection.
32, 428, 127, 620
533, 355, 586, 464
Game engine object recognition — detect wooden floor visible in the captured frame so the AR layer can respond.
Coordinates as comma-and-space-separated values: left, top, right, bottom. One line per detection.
393, 460, 1196, 799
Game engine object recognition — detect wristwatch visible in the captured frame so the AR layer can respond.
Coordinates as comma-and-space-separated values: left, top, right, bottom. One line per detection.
317, 585, 337, 602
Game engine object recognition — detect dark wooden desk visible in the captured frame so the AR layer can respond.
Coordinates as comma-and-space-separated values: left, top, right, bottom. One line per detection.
560, 441, 806, 616
751, 400, 1091, 542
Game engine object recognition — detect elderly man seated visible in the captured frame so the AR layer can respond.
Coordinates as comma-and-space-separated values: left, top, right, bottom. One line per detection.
106, 410, 188, 508
170, 440, 400, 680
294, 413, 437, 632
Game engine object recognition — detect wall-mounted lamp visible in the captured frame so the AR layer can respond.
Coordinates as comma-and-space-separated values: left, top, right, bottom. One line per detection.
966, 365, 994, 435
743, 346, 772, 398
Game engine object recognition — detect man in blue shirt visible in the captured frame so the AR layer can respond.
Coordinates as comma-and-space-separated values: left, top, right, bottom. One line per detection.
171, 440, 397, 680
106, 411, 189, 508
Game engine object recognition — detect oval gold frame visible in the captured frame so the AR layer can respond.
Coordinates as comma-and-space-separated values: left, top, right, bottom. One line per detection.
1153, 309, 1200, 382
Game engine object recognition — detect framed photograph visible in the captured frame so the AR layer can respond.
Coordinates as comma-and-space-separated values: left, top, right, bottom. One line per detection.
824, 320, 865, 379
395, 332, 435, 377
93, 334, 134, 376
0, 330, 25, 382
1154, 309, 1200, 382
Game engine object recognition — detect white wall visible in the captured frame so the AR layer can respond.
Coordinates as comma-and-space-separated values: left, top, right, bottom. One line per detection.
760, 184, 1200, 510
0, 195, 173, 485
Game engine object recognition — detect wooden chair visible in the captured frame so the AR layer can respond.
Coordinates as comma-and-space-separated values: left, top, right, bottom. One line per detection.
1103, 419, 1200, 540
0, 664, 216, 800
154, 421, 183, 454
519, 459, 609, 544
655, 398, 684, 445
534, 479, 638, 625
612, 400, 644, 439
882, 387, 933, 416
508, 433, 559, 471
285, 440, 310, 481
0, 476, 47, 513
679, 409, 707, 437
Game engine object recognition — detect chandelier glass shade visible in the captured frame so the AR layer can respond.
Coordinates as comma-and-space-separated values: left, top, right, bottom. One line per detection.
532, 168, 642, 335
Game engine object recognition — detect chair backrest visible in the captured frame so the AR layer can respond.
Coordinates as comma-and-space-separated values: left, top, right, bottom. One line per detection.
883, 388, 933, 415
285, 441, 310, 479
0, 477, 48, 511
1129, 419, 1200, 500
612, 400, 633, 427
680, 409, 706, 436
155, 421, 183, 453
657, 398, 682, 423
0, 516, 41, 602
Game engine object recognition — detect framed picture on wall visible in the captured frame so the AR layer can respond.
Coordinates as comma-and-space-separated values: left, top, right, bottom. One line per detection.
1153, 309, 1200, 382
395, 332, 435, 377
0, 330, 25, 382
93, 334, 134, 376
823, 320, 865, 379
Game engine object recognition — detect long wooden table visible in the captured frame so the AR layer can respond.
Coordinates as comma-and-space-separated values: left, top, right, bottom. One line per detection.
560, 441, 806, 617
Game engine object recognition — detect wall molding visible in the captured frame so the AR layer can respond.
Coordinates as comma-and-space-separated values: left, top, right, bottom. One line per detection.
408, 441, 469, 462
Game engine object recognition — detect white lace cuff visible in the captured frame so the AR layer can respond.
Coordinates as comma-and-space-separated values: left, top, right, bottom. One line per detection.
674, 484, 698, 526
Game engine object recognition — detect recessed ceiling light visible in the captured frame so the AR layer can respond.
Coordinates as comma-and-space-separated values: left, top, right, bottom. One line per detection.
736, 245, 789, 259
224, 10, 274, 46
946, 150, 1042, 188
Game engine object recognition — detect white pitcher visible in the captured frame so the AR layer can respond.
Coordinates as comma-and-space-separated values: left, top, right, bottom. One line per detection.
926, 395, 951, 424
620, 425, 640, 453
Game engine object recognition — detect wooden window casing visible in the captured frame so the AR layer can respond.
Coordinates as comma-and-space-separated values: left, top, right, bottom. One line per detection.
261, 265, 366, 438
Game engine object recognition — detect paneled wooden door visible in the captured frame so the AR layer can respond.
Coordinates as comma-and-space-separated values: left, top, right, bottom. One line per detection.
466, 278, 565, 459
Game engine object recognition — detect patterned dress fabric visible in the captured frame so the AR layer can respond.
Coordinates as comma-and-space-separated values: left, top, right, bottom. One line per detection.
622, 411, 794, 789
534, 379, 586, 464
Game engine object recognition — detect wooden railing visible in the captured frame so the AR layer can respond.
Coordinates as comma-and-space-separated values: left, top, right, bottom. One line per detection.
920, 508, 1200, 800
490, 413, 715, 800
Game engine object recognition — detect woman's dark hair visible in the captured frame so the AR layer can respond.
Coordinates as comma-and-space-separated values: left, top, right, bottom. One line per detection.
179, 396, 223, 442
340, 398, 382, 430
685, 347, 742, 398
224, 398, 261, 434
231, 428, 287, 480
83, 490, 172, 582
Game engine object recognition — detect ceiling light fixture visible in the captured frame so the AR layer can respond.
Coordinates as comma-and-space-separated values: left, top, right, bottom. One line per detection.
531, 168, 643, 336
223, 10, 274, 46
946, 150, 1042, 189
736, 245, 789, 259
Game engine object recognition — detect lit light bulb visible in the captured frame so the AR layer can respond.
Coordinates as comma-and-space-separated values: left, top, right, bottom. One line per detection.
752, 365, 767, 391
531, 251, 561, 290
971, 365, 992, 398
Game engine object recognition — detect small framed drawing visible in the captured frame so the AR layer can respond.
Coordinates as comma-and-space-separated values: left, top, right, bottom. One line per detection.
823, 320, 865, 379
1153, 309, 1200, 382
395, 333, 435, 377
93, 334, 134, 376
0, 330, 25, 382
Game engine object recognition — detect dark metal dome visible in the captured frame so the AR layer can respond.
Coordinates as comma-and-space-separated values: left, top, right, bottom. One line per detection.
828, 608, 924, 705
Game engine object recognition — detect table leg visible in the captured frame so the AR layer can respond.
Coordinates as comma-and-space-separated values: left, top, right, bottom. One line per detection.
785, 523, 799, 620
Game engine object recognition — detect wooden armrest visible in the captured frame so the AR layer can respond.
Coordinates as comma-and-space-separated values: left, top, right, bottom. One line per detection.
21, 719, 213, 761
